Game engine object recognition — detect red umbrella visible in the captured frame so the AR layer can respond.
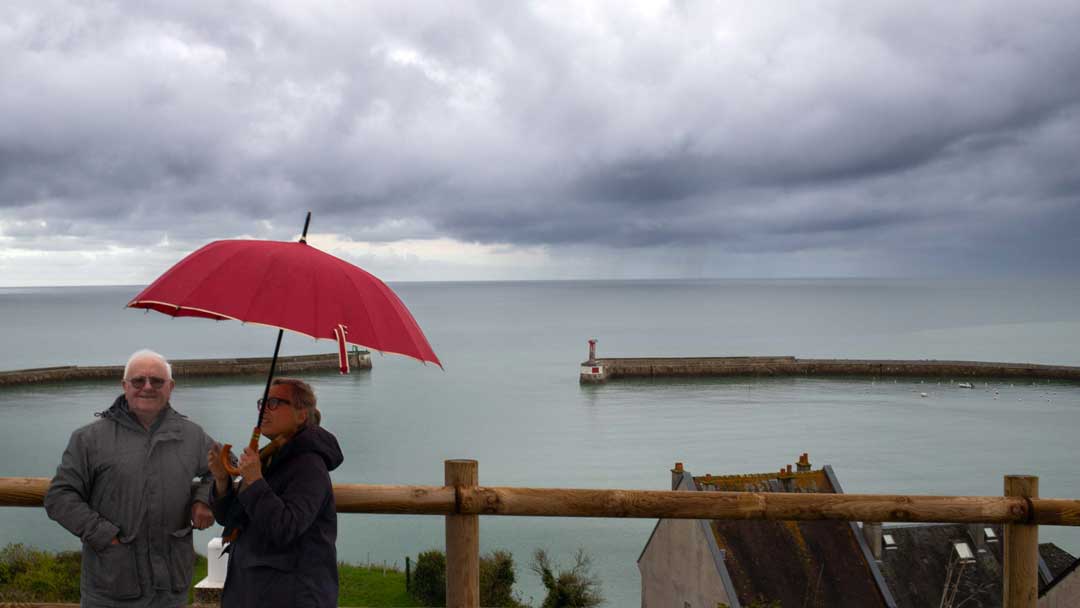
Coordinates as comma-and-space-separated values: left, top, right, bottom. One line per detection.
127, 212, 440, 473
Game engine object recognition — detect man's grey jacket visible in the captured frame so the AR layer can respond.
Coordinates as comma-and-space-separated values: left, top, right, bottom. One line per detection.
45, 395, 215, 606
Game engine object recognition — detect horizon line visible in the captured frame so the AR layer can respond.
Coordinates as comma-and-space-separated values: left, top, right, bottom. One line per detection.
1, 276, 1074, 289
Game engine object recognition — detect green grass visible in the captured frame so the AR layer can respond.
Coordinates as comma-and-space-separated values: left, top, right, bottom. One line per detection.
192, 554, 422, 607
188, 553, 208, 604
0, 544, 80, 603
337, 563, 421, 607
3, 544, 421, 607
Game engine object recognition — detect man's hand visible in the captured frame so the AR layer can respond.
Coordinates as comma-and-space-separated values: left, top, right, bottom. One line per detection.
238, 446, 263, 490
191, 501, 214, 530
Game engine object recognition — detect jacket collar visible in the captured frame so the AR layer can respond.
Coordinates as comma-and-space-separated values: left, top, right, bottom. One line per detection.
99, 394, 183, 435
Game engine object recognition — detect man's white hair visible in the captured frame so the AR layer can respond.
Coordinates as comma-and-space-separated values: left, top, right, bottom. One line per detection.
124, 349, 173, 381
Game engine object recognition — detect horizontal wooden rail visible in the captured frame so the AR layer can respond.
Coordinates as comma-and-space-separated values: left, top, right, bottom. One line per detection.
0, 477, 49, 507
459, 487, 1035, 523
5, 477, 1080, 526
1031, 498, 1080, 525
334, 483, 456, 514
3, 465, 1068, 608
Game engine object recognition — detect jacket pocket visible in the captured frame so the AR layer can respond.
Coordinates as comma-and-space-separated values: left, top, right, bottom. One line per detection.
168, 526, 195, 593
88, 541, 141, 600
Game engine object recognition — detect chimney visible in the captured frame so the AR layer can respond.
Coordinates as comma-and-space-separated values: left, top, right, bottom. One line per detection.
671, 462, 685, 490
797, 453, 811, 472
863, 522, 883, 560
778, 464, 795, 491
968, 524, 987, 551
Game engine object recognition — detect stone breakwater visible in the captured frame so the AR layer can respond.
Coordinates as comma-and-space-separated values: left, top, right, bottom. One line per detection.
0, 351, 372, 387
579, 356, 1080, 383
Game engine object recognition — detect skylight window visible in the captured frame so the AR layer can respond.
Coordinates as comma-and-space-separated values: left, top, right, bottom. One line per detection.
953, 541, 976, 564
883, 534, 897, 550
985, 528, 999, 542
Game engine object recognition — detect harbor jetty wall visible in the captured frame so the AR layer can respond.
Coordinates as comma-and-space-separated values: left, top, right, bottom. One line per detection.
0, 351, 372, 387
580, 355, 1080, 384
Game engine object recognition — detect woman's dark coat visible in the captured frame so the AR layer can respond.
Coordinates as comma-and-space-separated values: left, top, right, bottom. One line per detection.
211, 425, 344, 608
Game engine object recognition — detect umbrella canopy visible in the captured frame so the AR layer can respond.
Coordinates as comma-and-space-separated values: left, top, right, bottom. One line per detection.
127, 239, 441, 368
127, 231, 441, 476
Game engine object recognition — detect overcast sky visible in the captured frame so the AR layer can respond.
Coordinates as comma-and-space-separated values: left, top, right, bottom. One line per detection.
2, 1, 1079, 285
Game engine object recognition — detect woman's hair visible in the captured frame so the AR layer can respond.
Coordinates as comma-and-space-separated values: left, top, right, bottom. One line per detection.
271, 377, 321, 427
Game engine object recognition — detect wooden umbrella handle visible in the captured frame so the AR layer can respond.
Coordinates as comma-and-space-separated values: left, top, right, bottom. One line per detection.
220, 427, 263, 476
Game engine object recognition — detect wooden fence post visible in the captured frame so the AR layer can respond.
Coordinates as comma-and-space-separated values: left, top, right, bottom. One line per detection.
1004, 475, 1039, 608
446, 460, 479, 608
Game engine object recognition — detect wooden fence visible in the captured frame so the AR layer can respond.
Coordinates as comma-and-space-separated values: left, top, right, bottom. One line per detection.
3, 462, 1079, 607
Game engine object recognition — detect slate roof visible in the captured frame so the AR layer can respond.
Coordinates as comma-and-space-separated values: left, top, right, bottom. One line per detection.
875, 523, 1078, 607
1041, 542, 1078, 580
876, 524, 1004, 607
694, 463, 891, 608
1042, 550, 1080, 598
651, 459, 1079, 608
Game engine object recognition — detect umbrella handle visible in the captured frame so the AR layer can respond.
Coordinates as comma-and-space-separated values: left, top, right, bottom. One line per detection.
220, 428, 263, 476
220, 446, 240, 476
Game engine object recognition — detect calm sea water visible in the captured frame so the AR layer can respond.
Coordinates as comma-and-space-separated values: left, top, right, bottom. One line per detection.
2, 279, 1080, 606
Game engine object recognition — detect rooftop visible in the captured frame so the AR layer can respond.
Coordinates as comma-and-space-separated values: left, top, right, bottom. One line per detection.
876, 523, 1078, 607
691, 456, 891, 607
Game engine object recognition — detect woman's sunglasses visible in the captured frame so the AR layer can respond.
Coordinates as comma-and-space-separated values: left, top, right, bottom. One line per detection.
257, 397, 293, 411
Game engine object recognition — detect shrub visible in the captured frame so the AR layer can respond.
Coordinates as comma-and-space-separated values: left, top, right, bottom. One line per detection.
479, 550, 526, 607
0, 543, 81, 603
530, 548, 603, 608
410, 549, 525, 607
410, 549, 446, 606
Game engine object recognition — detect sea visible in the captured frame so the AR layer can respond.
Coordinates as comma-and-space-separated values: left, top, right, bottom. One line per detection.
2, 279, 1079, 606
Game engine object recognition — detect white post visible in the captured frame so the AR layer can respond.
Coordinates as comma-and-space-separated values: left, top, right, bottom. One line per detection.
194, 537, 229, 603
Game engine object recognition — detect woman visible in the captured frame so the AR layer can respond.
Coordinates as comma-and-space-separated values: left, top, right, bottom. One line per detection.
208, 377, 344, 608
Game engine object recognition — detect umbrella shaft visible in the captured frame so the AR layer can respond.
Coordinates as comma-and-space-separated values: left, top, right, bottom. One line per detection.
255, 329, 286, 432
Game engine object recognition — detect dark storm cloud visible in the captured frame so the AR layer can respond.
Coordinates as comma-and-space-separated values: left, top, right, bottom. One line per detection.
2, 1, 1080, 277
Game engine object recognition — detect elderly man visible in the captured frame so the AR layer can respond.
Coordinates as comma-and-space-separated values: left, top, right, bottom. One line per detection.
45, 349, 217, 607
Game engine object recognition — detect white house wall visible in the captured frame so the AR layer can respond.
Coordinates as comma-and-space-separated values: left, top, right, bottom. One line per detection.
638, 517, 731, 608
1039, 568, 1080, 608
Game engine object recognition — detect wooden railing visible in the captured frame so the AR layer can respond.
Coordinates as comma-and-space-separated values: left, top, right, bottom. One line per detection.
3, 462, 1079, 607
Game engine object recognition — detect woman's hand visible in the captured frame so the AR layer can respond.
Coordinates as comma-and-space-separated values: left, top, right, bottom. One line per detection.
207, 444, 231, 484
238, 446, 263, 490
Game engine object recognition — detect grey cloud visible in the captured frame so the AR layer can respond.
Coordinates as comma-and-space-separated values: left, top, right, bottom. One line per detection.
1, 1, 1080, 278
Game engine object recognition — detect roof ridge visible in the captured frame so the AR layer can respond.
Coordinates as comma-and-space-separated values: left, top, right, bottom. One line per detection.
693, 468, 824, 481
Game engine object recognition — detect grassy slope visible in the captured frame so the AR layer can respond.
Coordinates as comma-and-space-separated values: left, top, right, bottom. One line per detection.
3, 546, 419, 607
191, 553, 421, 607
337, 564, 420, 607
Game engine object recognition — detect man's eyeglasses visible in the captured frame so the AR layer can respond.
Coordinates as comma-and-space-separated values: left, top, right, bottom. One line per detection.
257, 397, 292, 411
126, 376, 167, 389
